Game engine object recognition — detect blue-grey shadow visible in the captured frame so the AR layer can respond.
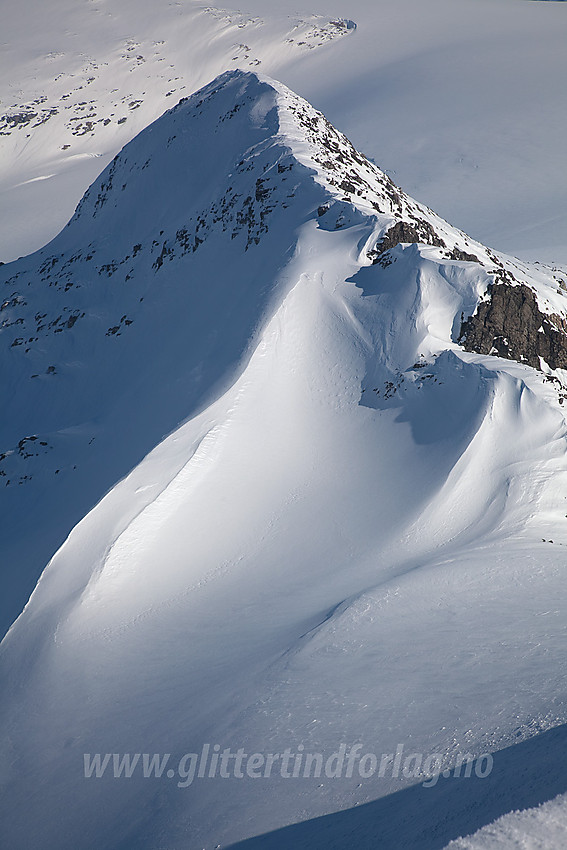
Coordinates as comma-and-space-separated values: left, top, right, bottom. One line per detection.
226, 722, 567, 849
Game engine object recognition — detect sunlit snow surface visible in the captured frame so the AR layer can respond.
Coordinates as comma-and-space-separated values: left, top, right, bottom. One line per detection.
446, 792, 567, 850
1, 69, 567, 849
1, 0, 566, 265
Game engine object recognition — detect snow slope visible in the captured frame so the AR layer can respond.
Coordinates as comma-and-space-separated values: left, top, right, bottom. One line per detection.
0, 0, 355, 262
219, 723, 567, 848
256, 0, 567, 266
2, 71, 567, 849
446, 791, 567, 850
2, 0, 566, 265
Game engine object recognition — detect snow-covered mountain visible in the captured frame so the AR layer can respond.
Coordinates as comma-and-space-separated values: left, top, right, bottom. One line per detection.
0, 0, 355, 263
2, 69, 567, 849
3, 0, 567, 267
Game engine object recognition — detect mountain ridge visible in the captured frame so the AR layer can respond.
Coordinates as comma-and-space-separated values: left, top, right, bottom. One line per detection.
2, 68, 567, 637
2, 69, 567, 850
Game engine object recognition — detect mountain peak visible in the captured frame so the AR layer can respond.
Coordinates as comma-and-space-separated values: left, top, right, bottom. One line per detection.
62, 67, 492, 276
1, 70, 567, 640
3, 69, 567, 850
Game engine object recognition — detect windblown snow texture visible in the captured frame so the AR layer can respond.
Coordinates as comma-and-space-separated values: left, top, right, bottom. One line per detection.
2, 71, 567, 850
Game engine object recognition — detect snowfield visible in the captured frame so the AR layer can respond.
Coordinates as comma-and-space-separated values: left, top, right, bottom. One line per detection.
1, 67, 567, 848
0, 0, 357, 262
2, 0, 566, 265
2, 0, 567, 847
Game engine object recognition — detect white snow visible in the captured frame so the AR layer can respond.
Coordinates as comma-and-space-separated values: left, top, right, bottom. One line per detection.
445, 792, 567, 850
2, 68, 567, 849
2, 0, 566, 265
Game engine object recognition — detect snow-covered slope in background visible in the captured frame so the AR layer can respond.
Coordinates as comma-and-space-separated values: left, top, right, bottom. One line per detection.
0, 0, 354, 261
2, 0, 566, 265
2, 70, 567, 849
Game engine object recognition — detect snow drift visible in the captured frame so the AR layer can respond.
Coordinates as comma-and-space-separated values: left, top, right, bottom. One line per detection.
1, 70, 567, 849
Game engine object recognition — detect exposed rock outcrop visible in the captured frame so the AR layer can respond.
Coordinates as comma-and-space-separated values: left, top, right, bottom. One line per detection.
459, 283, 567, 371
447, 246, 480, 263
370, 220, 446, 263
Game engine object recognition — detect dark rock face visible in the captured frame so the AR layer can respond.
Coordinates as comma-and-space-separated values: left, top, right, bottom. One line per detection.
370, 220, 446, 263
459, 283, 567, 371
447, 246, 480, 263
